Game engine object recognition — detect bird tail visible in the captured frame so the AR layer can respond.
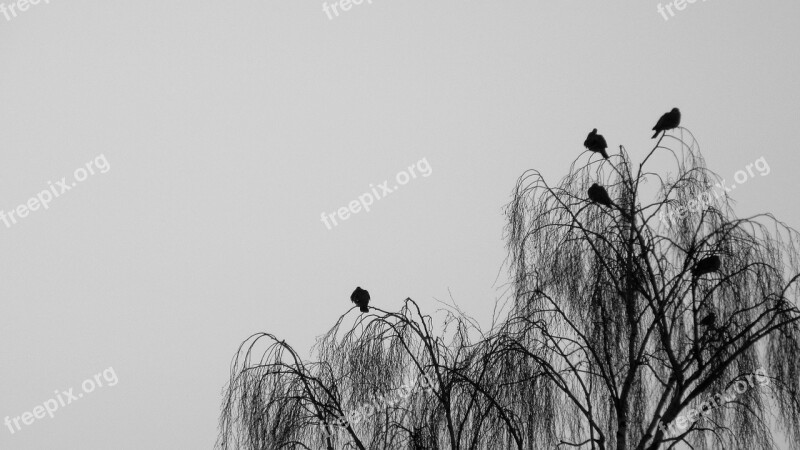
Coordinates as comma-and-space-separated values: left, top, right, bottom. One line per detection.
360, 306, 369, 313
652, 129, 660, 139
601, 149, 609, 159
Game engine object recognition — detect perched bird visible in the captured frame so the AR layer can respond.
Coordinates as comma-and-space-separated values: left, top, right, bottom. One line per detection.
651, 108, 681, 138
350, 286, 370, 313
584, 128, 609, 159
700, 313, 717, 327
692, 255, 721, 277
588, 183, 614, 208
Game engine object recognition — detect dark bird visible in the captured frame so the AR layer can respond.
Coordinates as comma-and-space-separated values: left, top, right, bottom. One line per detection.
651, 108, 681, 138
588, 183, 613, 208
692, 255, 721, 277
700, 313, 716, 327
350, 286, 370, 313
584, 128, 609, 159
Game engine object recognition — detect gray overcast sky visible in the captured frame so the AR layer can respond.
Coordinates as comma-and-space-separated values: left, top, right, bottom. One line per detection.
1, 0, 798, 448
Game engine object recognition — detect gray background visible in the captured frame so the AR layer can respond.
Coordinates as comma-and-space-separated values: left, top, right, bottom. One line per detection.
1, 0, 798, 448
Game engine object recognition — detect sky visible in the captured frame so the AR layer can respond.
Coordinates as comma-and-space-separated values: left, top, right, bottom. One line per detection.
1, 0, 798, 448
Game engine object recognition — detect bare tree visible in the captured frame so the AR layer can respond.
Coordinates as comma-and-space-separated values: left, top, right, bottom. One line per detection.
217, 125, 800, 450
503, 127, 800, 449
217, 299, 529, 449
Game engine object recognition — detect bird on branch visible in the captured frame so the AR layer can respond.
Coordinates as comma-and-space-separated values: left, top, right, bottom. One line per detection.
700, 312, 717, 328
588, 183, 614, 208
692, 255, 721, 278
350, 286, 371, 313
584, 128, 609, 159
652, 107, 681, 139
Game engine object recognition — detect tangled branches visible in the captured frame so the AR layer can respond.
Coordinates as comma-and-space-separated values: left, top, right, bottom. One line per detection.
503, 129, 800, 449
218, 127, 800, 450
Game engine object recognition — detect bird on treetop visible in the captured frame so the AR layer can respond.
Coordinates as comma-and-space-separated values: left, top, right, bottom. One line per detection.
584, 128, 609, 159
652, 108, 681, 139
350, 286, 370, 313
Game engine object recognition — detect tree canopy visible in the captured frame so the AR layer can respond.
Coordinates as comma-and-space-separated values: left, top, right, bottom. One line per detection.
218, 127, 800, 450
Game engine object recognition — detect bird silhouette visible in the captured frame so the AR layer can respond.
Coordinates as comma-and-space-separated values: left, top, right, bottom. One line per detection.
588, 183, 613, 208
584, 128, 609, 159
651, 108, 681, 138
692, 255, 721, 277
350, 286, 370, 313
700, 312, 717, 327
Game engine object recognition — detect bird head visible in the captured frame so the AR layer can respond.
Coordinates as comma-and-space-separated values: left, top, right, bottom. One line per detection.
672, 108, 679, 113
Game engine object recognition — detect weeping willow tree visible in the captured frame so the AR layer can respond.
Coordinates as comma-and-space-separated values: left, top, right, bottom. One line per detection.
216, 298, 534, 449
503, 126, 800, 449
217, 122, 800, 450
